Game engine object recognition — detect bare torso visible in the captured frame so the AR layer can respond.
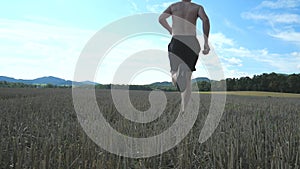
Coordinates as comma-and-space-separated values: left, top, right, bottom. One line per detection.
170, 2, 200, 35
159, 0, 210, 54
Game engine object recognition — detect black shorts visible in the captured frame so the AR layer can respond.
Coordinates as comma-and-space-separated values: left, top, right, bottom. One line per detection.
168, 35, 200, 72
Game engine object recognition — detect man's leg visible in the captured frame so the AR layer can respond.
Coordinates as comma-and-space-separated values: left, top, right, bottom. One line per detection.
171, 71, 177, 86
180, 70, 192, 113
169, 52, 181, 87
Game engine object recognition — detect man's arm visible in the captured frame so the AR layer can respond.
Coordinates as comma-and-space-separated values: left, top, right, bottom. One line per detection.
159, 6, 172, 35
198, 6, 210, 54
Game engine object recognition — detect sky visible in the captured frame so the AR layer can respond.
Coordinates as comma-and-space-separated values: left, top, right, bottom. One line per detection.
0, 0, 300, 84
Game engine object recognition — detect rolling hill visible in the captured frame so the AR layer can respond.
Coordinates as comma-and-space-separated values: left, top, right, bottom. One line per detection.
0, 76, 97, 86
0, 76, 210, 87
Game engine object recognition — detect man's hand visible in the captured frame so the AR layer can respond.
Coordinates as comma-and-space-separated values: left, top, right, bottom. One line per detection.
202, 43, 210, 55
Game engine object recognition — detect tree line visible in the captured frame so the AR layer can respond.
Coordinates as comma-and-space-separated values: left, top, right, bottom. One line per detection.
224, 73, 300, 93
1, 73, 300, 94
0, 81, 71, 88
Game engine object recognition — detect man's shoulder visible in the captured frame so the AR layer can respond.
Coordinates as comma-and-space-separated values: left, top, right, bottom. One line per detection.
170, 2, 202, 8
172, 2, 202, 8
190, 2, 203, 8
170, 2, 181, 7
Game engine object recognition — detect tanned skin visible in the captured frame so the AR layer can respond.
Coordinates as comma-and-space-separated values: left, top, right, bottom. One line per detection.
159, 0, 210, 112
159, 0, 210, 54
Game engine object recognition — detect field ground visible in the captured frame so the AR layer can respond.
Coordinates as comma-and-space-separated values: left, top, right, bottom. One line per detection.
199, 91, 300, 98
1, 88, 300, 168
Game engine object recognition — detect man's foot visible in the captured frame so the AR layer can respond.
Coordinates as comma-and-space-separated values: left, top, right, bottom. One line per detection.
176, 64, 187, 92
171, 73, 177, 86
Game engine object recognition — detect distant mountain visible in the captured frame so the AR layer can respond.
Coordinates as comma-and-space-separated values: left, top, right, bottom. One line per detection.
0, 76, 98, 86
150, 77, 210, 87
0, 76, 210, 87
0, 76, 19, 83
150, 81, 172, 86
192, 77, 210, 83
31, 76, 73, 85
80, 81, 99, 85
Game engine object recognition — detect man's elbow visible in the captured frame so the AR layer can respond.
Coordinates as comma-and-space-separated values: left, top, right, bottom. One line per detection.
158, 15, 165, 24
202, 17, 210, 28
202, 17, 209, 23
159, 13, 170, 23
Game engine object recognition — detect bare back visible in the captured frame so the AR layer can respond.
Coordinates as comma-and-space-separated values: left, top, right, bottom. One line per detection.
159, 0, 210, 54
170, 2, 200, 35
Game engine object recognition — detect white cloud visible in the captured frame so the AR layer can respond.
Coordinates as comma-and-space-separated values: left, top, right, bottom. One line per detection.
291, 52, 300, 57
0, 19, 92, 43
127, 0, 140, 13
208, 32, 300, 76
242, 1, 300, 46
242, 12, 300, 24
146, 1, 175, 13
269, 30, 300, 44
223, 57, 243, 67
95, 35, 170, 84
210, 33, 234, 48
258, 0, 300, 9
223, 69, 252, 79
1, 16, 298, 83
224, 19, 245, 34
0, 18, 94, 80
222, 47, 253, 58
223, 46, 300, 72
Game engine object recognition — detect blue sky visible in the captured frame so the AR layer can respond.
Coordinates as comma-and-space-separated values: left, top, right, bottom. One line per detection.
0, 0, 300, 84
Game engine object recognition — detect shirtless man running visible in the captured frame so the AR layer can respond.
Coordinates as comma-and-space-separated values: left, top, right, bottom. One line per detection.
159, 0, 210, 113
